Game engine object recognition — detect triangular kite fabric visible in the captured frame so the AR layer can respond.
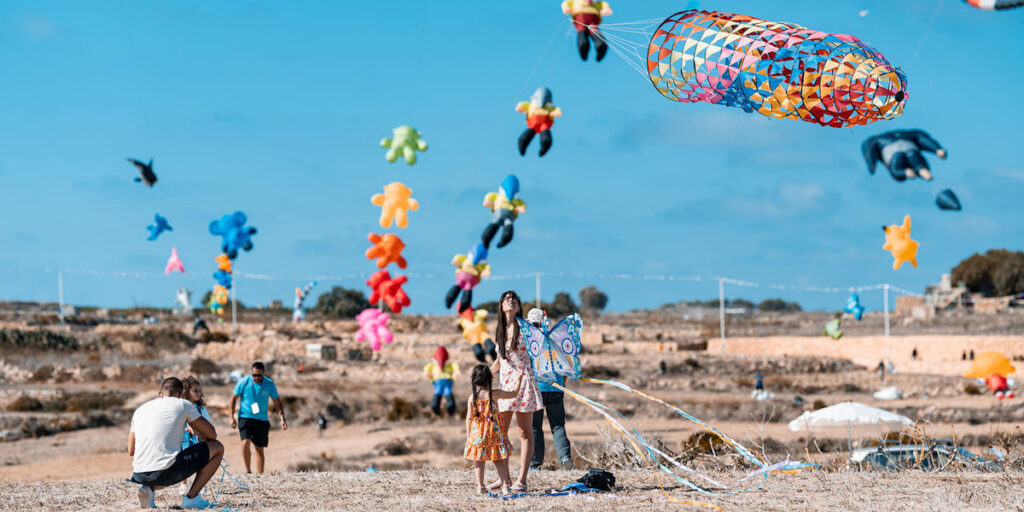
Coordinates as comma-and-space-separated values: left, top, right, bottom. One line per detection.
647, 10, 907, 128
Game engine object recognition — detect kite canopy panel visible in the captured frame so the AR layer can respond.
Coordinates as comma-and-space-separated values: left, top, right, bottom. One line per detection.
647, 10, 907, 127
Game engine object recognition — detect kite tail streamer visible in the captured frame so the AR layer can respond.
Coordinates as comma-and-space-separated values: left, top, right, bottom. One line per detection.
557, 385, 741, 507
552, 379, 817, 507
581, 378, 816, 474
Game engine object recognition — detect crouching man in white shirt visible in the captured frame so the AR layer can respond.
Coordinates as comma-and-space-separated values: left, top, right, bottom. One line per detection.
129, 377, 224, 509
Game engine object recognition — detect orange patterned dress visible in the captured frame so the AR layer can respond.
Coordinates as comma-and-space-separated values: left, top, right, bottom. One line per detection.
464, 398, 511, 462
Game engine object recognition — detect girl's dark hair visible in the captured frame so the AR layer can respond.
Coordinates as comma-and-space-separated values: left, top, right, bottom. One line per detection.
494, 290, 523, 361
182, 376, 205, 408
470, 364, 493, 420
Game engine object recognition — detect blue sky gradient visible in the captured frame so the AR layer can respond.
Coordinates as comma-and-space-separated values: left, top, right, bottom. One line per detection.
1, 0, 1021, 314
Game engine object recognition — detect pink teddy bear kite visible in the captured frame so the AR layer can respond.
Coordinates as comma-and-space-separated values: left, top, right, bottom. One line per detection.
355, 308, 393, 351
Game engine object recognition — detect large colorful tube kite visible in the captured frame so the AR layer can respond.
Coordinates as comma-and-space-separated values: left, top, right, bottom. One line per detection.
964, 0, 1024, 10
647, 10, 907, 127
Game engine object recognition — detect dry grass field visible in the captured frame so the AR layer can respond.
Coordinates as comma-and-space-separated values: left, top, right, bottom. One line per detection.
2, 468, 1023, 511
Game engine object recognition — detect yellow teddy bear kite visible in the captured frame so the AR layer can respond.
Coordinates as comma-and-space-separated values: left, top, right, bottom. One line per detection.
882, 215, 919, 270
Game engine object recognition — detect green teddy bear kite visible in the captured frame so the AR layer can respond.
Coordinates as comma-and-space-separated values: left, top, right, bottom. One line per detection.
380, 125, 427, 165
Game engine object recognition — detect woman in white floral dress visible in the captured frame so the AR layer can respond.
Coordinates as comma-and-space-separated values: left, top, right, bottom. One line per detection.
489, 290, 543, 492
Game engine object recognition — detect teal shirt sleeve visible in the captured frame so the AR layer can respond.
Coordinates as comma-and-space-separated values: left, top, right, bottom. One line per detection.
232, 376, 246, 396
267, 379, 279, 399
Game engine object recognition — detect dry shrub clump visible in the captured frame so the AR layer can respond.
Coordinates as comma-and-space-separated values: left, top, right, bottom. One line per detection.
387, 397, 421, 421
6, 395, 44, 412
0, 329, 79, 351
189, 357, 219, 375
200, 331, 230, 343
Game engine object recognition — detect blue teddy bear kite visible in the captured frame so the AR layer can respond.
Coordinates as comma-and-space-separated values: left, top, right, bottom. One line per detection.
209, 211, 257, 260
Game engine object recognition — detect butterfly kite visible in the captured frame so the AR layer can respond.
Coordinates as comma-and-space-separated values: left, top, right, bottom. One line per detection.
517, 313, 583, 381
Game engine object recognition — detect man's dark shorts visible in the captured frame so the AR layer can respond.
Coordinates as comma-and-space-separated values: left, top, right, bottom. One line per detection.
238, 417, 270, 447
132, 442, 209, 488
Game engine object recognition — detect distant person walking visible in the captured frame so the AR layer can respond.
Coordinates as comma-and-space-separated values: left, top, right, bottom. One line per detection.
229, 362, 287, 474
526, 309, 573, 471
129, 377, 223, 510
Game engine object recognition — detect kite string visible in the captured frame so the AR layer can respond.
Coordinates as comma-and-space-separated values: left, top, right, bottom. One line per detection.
553, 383, 725, 510
578, 378, 818, 474
405, 17, 567, 272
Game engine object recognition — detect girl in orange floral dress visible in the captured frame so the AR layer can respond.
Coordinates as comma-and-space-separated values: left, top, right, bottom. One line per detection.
464, 364, 523, 495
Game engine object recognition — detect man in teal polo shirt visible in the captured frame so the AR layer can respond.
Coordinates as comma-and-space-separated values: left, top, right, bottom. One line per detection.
229, 362, 286, 474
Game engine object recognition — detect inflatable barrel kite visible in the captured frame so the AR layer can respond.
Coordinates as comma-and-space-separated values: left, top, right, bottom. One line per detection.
964, 0, 1024, 10
647, 10, 908, 127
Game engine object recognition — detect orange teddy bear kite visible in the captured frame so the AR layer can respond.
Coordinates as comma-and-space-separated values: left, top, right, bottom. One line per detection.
371, 182, 419, 229
365, 233, 407, 269
882, 215, 919, 270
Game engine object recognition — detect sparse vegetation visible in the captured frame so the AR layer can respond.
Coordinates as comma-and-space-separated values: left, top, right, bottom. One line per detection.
313, 286, 371, 318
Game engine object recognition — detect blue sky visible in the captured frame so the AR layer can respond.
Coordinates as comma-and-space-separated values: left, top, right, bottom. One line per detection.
1, 0, 1021, 314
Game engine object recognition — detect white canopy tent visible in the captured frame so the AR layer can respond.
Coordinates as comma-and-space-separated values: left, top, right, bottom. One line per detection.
788, 401, 913, 432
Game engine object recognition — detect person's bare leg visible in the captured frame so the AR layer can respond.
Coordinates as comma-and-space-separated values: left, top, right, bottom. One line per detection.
186, 440, 224, 499
475, 461, 486, 489
514, 412, 534, 487
488, 411, 514, 490
495, 459, 512, 489
241, 439, 252, 473
254, 446, 265, 474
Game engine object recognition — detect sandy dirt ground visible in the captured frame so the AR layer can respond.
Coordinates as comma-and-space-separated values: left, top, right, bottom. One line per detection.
2, 468, 1022, 511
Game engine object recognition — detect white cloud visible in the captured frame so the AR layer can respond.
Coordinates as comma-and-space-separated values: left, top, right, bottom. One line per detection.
989, 167, 1024, 183
21, 16, 58, 39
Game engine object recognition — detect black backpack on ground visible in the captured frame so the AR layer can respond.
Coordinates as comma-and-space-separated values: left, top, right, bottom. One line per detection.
577, 469, 615, 491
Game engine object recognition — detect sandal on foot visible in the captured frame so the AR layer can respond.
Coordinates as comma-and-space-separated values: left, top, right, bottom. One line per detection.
511, 481, 527, 493
476, 486, 488, 495
486, 480, 503, 491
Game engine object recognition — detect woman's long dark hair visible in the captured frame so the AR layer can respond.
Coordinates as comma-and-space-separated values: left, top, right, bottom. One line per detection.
469, 364, 493, 420
494, 290, 523, 361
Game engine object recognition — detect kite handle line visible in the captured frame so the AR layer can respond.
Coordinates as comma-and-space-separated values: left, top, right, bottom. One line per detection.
552, 378, 817, 506
210, 459, 247, 512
